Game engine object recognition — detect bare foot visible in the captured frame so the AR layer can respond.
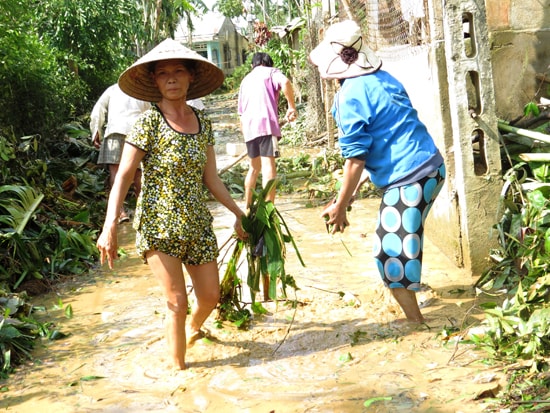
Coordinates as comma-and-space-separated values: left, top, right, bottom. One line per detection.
187, 328, 214, 348
390, 288, 425, 322
144, 360, 186, 378
172, 362, 187, 371
390, 317, 432, 328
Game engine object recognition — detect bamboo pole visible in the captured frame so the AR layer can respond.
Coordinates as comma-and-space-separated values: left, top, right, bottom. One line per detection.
518, 153, 550, 162
498, 120, 550, 144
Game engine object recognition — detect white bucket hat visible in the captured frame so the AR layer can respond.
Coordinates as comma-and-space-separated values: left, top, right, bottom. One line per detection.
309, 20, 382, 80
118, 38, 224, 102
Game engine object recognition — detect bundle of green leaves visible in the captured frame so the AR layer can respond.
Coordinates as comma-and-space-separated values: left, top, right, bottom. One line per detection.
218, 179, 304, 325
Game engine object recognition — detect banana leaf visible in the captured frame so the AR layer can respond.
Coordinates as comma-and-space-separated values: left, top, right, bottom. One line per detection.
0, 185, 44, 235
218, 179, 306, 320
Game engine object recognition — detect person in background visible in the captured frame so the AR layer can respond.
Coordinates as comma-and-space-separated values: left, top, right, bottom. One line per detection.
309, 20, 446, 323
238, 52, 297, 208
96, 38, 247, 370
90, 83, 150, 223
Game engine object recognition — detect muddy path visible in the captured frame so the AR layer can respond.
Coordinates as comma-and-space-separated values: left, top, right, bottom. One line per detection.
2, 198, 503, 413
0, 96, 504, 413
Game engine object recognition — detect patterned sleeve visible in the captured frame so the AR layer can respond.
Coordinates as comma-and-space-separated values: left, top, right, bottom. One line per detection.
126, 108, 157, 153
198, 110, 215, 146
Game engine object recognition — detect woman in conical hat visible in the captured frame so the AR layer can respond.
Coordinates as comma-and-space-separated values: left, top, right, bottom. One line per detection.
310, 20, 446, 324
97, 38, 247, 370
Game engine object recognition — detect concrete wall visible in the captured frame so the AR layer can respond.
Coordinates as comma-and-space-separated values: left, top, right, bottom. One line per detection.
381, 48, 465, 269
400, 0, 550, 275
486, 0, 550, 120
377, 0, 505, 276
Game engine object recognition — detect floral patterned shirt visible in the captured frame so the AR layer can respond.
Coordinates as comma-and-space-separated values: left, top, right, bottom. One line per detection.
126, 105, 214, 240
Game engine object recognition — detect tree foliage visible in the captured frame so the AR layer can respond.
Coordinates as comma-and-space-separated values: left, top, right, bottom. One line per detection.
214, 0, 303, 27
1, 0, 210, 137
34, 0, 144, 99
0, 0, 76, 136
213, 0, 244, 18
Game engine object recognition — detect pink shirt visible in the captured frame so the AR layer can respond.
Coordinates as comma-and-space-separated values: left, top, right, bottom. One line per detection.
238, 66, 288, 142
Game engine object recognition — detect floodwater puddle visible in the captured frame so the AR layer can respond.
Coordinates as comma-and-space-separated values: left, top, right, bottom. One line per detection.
1, 197, 502, 413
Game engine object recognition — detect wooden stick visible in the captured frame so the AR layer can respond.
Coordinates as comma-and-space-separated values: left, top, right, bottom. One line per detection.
218, 152, 247, 175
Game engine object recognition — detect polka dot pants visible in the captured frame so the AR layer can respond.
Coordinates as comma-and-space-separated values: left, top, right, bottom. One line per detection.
373, 163, 446, 291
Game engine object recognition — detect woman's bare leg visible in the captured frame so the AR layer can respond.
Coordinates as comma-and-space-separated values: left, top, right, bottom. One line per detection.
260, 156, 277, 203
147, 251, 188, 369
390, 288, 425, 323
185, 261, 220, 344
245, 156, 261, 208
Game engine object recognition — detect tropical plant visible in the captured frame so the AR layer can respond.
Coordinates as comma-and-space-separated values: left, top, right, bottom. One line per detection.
0, 291, 72, 378
0, 316, 37, 378
0, 117, 105, 293
0, 292, 39, 377
218, 179, 305, 326
0, 0, 78, 137
476, 162, 550, 292
215, 0, 302, 25
473, 276, 550, 363
468, 121, 550, 411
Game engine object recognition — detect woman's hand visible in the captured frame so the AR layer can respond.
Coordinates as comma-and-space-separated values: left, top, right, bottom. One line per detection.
234, 214, 248, 240
321, 199, 350, 233
96, 225, 119, 269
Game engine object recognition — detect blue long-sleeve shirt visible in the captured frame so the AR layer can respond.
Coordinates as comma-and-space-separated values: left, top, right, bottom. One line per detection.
332, 70, 443, 189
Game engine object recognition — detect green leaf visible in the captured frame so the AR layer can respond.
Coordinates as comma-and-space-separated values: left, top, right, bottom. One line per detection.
364, 396, 392, 408
0, 185, 44, 235
48, 330, 70, 340
64, 304, 73, 319
545, 229, 550, 255
251, 302, 267, 314
524, 101, 540, 117
339, 352, 353, 362
79, 375, 105, 381
526, 189, 548, 209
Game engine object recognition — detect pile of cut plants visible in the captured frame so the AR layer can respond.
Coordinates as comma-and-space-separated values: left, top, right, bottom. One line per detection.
460, 99, 550, 412
217, 179, 305, 329
0, 121, 106, 377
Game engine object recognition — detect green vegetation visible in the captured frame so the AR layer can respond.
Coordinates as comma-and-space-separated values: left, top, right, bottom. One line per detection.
464, 114, 550, 411
218, 179, 305, 327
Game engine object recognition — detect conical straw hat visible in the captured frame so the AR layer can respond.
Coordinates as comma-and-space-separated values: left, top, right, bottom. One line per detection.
118, 38, 224, 102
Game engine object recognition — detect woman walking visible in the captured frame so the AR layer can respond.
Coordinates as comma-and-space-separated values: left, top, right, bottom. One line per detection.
96, 38, 247, 369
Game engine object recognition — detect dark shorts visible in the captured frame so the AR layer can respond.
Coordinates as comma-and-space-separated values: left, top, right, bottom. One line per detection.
246, 135, 280, 158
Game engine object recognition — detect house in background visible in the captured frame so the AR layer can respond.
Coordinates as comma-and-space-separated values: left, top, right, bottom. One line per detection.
271, 17, 304, 51
175, 12, 249, 76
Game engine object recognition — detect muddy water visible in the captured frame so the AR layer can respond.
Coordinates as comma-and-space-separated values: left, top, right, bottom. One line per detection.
0, 196, 503, 413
